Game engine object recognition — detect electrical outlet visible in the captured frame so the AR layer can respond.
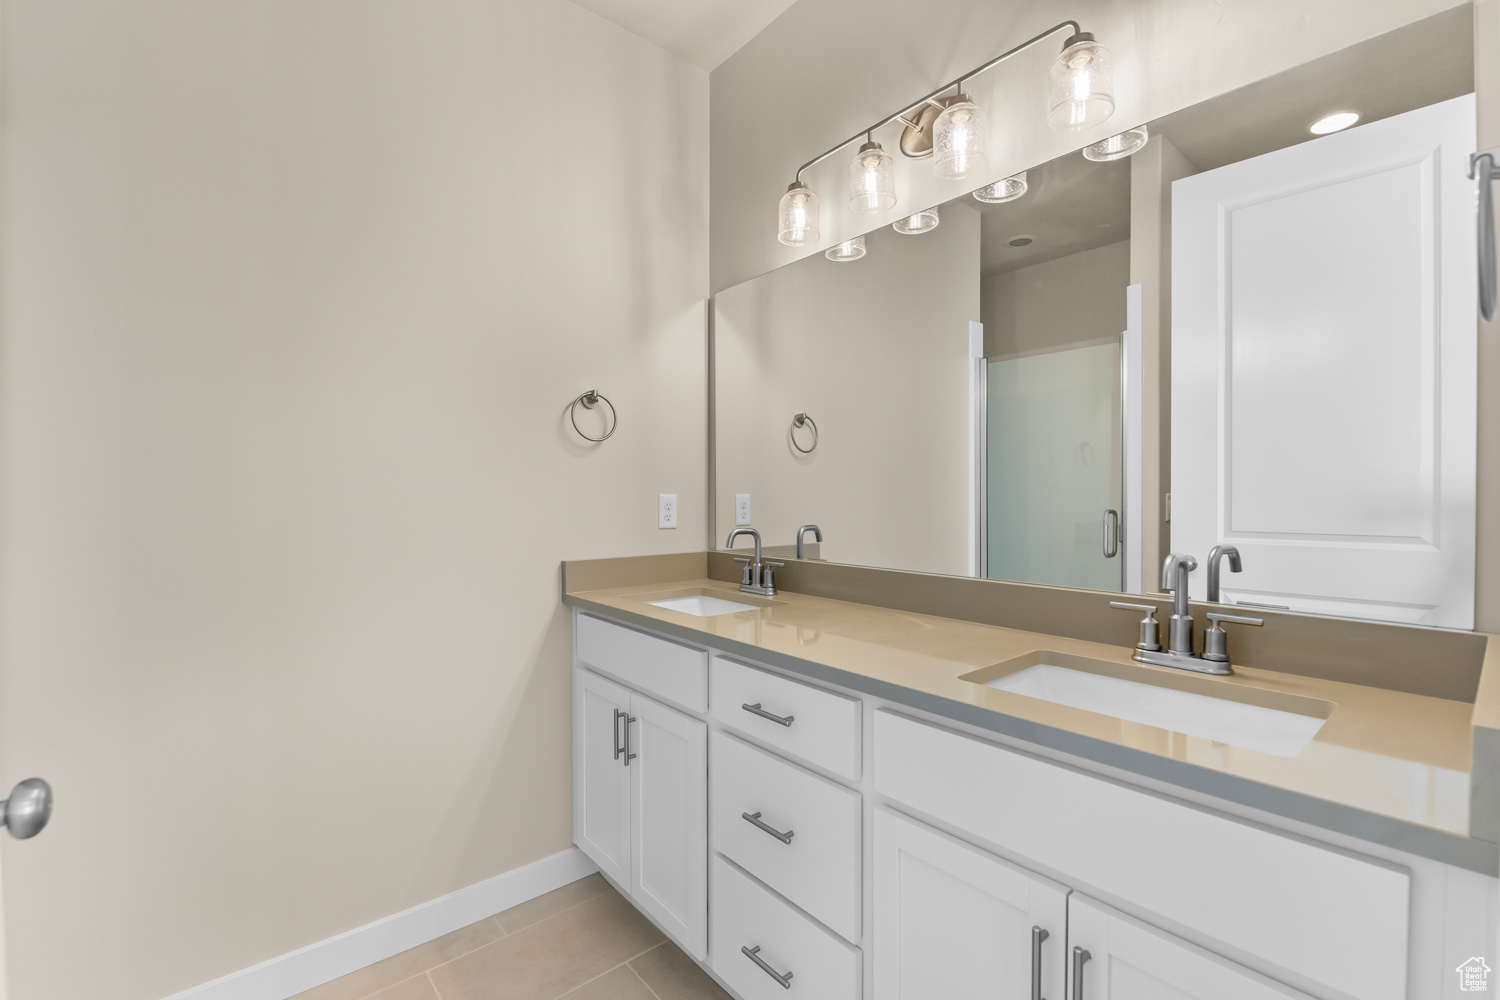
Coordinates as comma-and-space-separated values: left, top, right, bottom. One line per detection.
658, 494, 677, 529
735, 494, 752, 526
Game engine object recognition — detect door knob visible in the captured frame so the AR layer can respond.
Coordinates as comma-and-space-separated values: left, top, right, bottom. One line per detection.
0, 778, 52, 839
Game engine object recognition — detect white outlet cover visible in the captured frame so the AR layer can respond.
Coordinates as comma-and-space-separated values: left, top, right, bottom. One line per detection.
658, 494, 677, 529
735, 494, 751, 526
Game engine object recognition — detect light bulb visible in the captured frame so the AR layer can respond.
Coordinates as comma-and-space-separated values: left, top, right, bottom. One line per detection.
1082, 125, 1148, 161
933, 96, 989, 180
777, 182, 820, 246
973, 171, 1028, 204
848, 141, 896, 213
1048, 32, 1114, 132
893, 207, 939, 234
826, 235, 866, 262
1310, 112, 1359, 134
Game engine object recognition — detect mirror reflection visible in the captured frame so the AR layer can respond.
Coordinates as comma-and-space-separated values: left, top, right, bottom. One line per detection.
714, 9, 1479, 628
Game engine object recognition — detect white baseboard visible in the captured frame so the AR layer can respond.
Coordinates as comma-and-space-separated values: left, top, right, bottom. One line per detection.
165, 847, 599, 1000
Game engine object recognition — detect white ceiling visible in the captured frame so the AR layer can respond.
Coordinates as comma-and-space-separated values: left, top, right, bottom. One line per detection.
569, 0, 799, 70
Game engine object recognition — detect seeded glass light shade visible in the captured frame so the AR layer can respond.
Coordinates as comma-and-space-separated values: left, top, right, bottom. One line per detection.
1082, 125, 1148, 161
1048, 33, 1114, 132
849, 141, 897, 213
932, 97, 989, 180
892, 207, 939, 234
777, 182, 820, 246
973, 171, 1028, 204
826, 235, 867, 261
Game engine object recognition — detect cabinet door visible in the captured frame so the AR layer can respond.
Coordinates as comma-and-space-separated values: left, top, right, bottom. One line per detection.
573, 668, 632, 887
873, 808, 1068, 1000
630, 691, 708, 959
1068, 895, 1312, 1000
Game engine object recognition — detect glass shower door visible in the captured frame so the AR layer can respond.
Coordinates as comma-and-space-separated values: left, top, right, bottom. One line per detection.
986, 341, 1123, 591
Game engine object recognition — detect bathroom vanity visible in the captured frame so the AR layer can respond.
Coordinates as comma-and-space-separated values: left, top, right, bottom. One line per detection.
564, 553, 1499, 1000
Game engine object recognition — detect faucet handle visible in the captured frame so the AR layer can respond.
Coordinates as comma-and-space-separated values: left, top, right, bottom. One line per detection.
733, 556, 753, 586
1205, 612, 1263, 627
763, 560, 785, 590
1109, 601, 1162, 652
1202, 612, 1263, 662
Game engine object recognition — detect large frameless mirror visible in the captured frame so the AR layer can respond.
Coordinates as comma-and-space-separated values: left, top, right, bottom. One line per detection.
713, 7, 1482, 629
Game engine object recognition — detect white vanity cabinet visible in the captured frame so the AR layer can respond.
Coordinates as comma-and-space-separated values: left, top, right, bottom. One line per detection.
571, 608, 1497, 1000
571, 616, 709, 959
872, 807, 1068, 1000
1067, 896, 1312, 1000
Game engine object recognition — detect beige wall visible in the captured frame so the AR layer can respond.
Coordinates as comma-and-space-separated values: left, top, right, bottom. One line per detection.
0, 4, 707, 999
710, 0, 1468, 293
981, 241, 1130, 361
715, 205, 979, 576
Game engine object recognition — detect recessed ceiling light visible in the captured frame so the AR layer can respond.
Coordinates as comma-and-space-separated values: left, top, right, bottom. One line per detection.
1007, 235, 1035, 248
1309, 111, 1359, 135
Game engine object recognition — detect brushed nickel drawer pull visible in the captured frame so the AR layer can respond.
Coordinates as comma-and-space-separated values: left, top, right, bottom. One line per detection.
622, 713, 637, 766
1031, 926, 1049, 1000
742, 945, 793, 989
1071, 946, 1091, 1000
742, 811, 794, 844
743, 702, 795, 727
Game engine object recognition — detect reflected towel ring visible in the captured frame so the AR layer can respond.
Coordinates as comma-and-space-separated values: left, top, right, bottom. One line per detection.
790, 412, 818, 454
570, 390, 618, 442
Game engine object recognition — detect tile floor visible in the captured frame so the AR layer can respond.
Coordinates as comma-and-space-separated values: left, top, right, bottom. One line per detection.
293, 874, 731, 1000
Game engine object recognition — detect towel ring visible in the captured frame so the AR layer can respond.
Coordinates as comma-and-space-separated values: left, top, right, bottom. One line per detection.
570, 390, 618, 442
790, 412, 818, 454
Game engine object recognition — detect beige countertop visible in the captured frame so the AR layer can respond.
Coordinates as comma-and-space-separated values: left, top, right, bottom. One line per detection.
564, 568, 1496, 875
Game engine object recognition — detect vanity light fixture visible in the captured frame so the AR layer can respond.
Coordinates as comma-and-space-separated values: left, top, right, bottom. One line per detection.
932, 94, 989, 180
1309, 111, 1359, 135
826, 235, 867, 261
1048, 31, 1114, 131
775, 20, 1113, 244
849, 136, 897, 212
777, 181, 820, 246
973, 170, 1028, 203
1082, 124, 1148, 161
893, 207, 940, 235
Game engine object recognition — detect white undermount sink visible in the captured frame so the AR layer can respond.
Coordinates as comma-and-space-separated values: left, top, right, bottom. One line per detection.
964, 652, 1333, 758
650, 594, 760, 616
644, 588, 783, 617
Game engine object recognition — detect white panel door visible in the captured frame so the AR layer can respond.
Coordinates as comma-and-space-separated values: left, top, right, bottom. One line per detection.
1068, 895, 1312, 1000
572, 668, 632, 887
872, 807, 1069, 1000
1172, 94, 1476, 627
630, 691, 708, 959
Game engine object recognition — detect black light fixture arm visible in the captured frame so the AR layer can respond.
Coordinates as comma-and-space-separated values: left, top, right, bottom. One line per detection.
791, 19, 1083, 184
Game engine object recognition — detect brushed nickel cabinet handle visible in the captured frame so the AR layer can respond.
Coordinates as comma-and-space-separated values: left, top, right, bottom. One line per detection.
742, 811, 794, 844
1071, 946, 1091, 1000
742, 702, 794, 727
622, 714, 637, 766
741, 945, 793, 989
612, 708, 625, 761
1032, 926, 1049, 1000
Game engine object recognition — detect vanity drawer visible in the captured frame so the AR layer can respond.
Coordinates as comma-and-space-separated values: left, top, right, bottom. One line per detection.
575, 613, 707, 713
710, 853, 861, 1000
873, 710, 1409, 1000
710, 730, 862, 942
711, 655, 861, 779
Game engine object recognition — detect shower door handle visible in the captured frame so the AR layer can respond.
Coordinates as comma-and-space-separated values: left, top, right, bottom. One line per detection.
1102, 509, 1120, 558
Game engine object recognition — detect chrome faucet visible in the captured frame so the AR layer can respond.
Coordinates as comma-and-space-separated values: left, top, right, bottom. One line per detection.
1108, 551, 1262, 675
796, 524, 823, 559
726, 528, 782, 597
1206, 544, 1242, 603
1162, 552, 1198, 656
